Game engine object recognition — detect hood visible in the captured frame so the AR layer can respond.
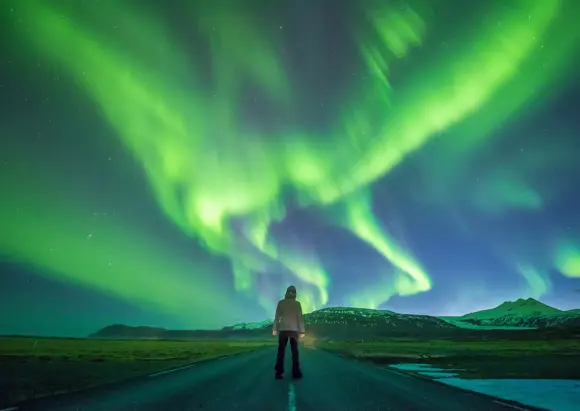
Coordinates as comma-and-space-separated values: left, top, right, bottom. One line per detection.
284, 285, 297, 299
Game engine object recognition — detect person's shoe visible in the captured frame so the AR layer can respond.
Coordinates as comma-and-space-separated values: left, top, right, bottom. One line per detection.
292, 371, 303, 379
275, 372, 284, 380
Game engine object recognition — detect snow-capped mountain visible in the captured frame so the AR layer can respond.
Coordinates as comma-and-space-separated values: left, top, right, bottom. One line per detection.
222, 301, 580, 335
223, 319, 273, 331
463, 298, 562, 319
304, 306, 454, 329
443, 298, 580, 329
302, 307, 458, 338
222, 306, 456, 337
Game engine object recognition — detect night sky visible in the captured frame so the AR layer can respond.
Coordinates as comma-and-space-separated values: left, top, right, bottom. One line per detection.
1, 0, 579, 337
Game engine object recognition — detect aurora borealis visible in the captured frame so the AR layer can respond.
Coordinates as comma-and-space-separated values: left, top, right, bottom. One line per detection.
1, 0, 579, 336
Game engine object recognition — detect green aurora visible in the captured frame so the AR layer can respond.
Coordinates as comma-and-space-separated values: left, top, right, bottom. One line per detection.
2, 0, 580, 326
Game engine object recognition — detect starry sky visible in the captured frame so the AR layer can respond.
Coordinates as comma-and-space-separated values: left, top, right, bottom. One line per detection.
1, 0, 579, 337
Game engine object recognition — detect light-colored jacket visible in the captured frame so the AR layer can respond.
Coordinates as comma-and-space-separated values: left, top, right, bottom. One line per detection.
273, 298, 305, 333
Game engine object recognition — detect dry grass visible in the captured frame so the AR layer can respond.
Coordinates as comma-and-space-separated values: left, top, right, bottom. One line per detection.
0, 337, 273, 408
0, 337, 272, 361
316, 338, 580, 355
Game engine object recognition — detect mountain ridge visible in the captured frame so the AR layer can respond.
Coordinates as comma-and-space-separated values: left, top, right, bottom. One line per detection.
442, 298, 579, 329
89, 298, 579, 339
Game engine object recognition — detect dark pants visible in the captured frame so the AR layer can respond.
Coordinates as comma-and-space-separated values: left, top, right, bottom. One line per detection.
274, 331, 301, 375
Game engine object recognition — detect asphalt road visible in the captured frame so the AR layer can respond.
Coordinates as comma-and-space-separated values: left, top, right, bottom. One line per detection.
14, 347, 535, 411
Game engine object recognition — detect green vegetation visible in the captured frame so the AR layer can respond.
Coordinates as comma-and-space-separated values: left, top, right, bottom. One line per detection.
315, 338, 580, 379
0, 337, 273, 408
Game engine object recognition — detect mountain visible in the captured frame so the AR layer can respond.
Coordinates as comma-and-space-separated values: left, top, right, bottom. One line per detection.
301, 307, 456, 338
90, 307, 457, 340
223, 307, 458, 339
222, 319, 273, 331
90, 299, 580, 340
444, 298, 580, 329
463, 298, 563, 318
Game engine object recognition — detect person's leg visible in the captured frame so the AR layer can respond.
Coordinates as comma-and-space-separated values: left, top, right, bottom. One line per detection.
275, 332, 289, 377
289, 332, 302, 378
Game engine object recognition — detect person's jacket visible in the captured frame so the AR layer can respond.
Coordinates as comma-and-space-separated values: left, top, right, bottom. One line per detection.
273, 297, 305, 333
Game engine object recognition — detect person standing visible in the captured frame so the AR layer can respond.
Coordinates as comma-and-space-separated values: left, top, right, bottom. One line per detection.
272, 285, 305, 379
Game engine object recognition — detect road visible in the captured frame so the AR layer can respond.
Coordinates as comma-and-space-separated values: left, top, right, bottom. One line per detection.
13, 347, 536, 411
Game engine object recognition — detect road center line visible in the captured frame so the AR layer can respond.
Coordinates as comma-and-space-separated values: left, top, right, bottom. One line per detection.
287, 382, 297, 411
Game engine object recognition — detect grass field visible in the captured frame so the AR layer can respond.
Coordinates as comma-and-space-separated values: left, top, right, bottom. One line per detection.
0, 337, 274, 408
314, 338, 580, 380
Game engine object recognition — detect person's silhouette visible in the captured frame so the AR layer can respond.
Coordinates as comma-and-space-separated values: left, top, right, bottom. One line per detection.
272, 285, 305, 379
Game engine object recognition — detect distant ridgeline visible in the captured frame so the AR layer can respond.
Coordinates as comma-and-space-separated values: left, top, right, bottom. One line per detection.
90, 299, 580, 340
